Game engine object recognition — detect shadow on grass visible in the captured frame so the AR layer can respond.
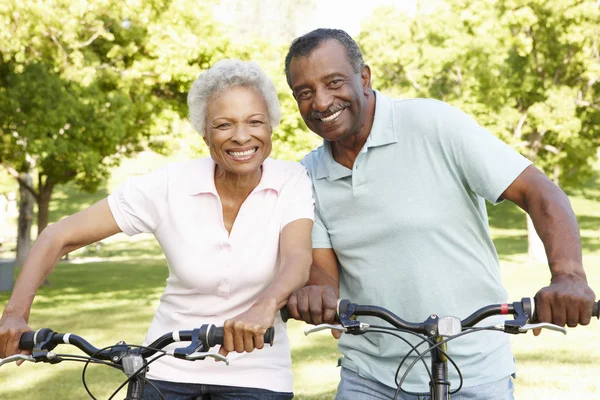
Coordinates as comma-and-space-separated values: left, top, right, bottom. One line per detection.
577, 214, 600, 231
486, 201, 526, 230
0, 260, 168, 306
516, 350, 598, 365
1, 359, 151, 400
492, 235, 528, 259
296, 391, 337, 400
566, 172, 600, 203
49, 181, 110, 224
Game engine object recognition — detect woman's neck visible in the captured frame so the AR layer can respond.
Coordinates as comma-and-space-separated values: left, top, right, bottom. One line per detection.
214, 166, 262, 200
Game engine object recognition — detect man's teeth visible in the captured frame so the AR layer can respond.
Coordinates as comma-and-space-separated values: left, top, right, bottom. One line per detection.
320, 109, 343, 123
228, 148, 257, 157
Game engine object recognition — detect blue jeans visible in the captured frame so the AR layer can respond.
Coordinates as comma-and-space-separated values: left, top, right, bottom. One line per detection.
142, 379, 294, 399
335, 368, 514, 400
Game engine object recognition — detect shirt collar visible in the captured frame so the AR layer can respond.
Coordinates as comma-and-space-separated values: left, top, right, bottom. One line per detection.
188, 157, 284, 195
315, 90, 397, 180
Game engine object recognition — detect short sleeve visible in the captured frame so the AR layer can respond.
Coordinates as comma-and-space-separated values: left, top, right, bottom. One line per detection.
440, 104, 532, 204
280, 167, 315, 230
107, 166, 168, 236
311, 207, 332, 249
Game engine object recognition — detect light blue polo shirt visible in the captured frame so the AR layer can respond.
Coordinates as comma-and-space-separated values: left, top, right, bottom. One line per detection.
301, 91, 532, 392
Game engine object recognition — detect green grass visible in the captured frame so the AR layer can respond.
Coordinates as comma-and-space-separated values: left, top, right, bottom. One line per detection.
0, 157, 599, 399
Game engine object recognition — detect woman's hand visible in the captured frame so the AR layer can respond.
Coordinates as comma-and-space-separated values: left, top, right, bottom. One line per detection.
219, 297, 277, 357
0, 314, 32, 364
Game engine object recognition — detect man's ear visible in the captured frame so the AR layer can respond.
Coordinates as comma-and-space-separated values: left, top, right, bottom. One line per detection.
361, 65, 372, 91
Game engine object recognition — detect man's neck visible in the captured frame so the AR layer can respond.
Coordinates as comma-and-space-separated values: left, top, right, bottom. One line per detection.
331, 91, 376, 169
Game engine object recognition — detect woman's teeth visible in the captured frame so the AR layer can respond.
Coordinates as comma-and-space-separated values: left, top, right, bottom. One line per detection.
227, 148, 257, 159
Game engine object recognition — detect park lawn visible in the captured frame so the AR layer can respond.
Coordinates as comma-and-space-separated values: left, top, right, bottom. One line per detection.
0, 163, 598, 399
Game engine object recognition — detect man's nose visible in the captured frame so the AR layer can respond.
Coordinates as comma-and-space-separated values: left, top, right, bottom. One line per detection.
312, 88, 332, 113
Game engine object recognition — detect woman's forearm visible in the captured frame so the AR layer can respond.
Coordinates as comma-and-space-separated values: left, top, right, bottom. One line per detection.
2, 225, 70, 320
259, 249, 312, 310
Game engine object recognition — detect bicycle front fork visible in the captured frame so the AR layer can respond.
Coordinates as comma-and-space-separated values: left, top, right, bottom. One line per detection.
429, 340, 451, 400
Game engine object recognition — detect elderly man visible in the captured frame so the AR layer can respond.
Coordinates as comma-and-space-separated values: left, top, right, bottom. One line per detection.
284, 28, 595, 400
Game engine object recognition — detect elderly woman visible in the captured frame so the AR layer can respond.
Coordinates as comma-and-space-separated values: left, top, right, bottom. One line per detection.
0, 59, 314, 399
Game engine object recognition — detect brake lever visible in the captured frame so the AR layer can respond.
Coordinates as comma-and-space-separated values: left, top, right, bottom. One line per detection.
304, 323, 369, 336
186, 352, 230, 365
519, 322, 567, 335
0, 354, 35, 367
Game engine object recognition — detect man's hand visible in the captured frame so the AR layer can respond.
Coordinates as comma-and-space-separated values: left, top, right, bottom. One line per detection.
219, 298, 277, 358
0, 314, 32, 365
287, 285, 340, 338
533, 273, 596, 336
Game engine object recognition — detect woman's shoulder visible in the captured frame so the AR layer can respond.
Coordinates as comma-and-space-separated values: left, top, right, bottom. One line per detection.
264, 158, 307, 176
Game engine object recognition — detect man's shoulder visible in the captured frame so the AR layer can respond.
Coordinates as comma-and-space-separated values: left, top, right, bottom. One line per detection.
300, 145, 325, 177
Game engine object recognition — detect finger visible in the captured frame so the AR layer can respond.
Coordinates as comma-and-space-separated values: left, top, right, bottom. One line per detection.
322, 290, 338, 323
551, 300, 567, 328
15, 348, 30, 366
287, 294, 301, 320
233, 322, 245, 353
309, 292, 324, 325
244, 329, 255, 353
533, 327, 541, 337
578, 296, 593, 326
297, 291, 313, 324
254, 327, 265, 350
223, 320, 235, 353
218, 346, 229, 359
566, 299, 580, 328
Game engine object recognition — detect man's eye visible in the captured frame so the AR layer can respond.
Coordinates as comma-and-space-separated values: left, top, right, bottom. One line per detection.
330, 79, 342, 86
298, 90, 312, 100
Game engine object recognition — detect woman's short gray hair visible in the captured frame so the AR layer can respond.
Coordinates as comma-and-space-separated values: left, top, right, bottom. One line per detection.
187, 59, 281, 137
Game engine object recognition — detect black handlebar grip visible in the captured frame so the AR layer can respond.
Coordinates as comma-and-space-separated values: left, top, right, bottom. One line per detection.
337, 299, 351, 320
593, 300, 600, 319
208, 326, 276, 347
280, 308, 292, 323
19, 331, 36, 350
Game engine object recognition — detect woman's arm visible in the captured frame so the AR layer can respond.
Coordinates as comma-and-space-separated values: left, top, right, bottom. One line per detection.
220, 218, 313, 356
0, 198, 121, 358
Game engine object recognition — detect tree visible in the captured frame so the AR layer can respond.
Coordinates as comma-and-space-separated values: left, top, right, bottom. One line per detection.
0, 0, 227, 243
358, 0, 600, 262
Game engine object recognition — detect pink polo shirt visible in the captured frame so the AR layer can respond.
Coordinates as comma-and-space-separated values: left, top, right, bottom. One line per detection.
107, 157, 314, 392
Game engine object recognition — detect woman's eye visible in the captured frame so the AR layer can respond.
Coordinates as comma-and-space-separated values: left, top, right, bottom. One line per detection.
216, 123, 231, 129
249, 120, 265, 126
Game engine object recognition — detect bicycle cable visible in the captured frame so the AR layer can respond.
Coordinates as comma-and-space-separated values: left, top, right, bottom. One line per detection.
81, 344, 167, 400
395, 326, 499, 398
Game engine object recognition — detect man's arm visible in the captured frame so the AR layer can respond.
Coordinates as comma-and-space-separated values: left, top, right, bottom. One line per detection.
286, 248, 340, 325
500, 165, 595, 330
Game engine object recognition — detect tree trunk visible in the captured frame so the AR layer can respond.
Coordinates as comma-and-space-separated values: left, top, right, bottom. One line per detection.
16, 172, 35, 265
37, 176, 54, 236
526, 212, 548, 265
37, 176, 55, 286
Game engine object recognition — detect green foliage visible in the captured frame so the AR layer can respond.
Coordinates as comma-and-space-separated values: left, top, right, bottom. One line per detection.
359, 0, 600, 187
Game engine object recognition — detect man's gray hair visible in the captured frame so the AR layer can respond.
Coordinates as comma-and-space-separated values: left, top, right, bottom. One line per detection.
188, 59, 281, 136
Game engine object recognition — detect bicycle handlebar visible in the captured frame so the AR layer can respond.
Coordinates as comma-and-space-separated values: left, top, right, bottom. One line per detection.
19, 325, 275, 360
281, 298, 600, 334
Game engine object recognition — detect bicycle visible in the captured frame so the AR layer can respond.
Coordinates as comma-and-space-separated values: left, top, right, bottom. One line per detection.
285, 297, 600, 399
0, 324, 275, 400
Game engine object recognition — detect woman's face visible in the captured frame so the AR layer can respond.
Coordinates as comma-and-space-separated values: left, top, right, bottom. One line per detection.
204, 85, 272, 177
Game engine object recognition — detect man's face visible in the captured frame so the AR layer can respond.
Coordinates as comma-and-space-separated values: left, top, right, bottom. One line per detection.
288, 40, 370, 143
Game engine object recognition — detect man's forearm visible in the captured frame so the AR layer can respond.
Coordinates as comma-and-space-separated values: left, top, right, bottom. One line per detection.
526, 181, 585, 279
307, 264, 340, 295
